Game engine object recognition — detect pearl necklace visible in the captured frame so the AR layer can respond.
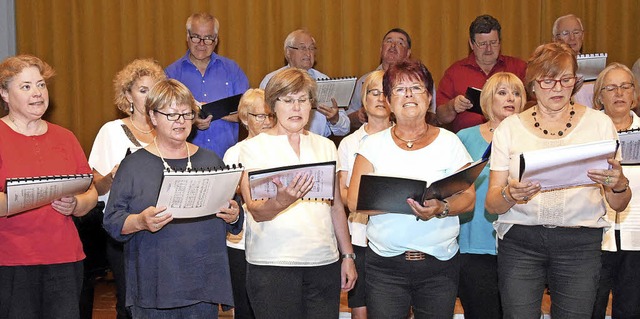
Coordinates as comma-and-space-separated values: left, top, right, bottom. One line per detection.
392, 125, 429, 148
154, 137, 192, 171
129, 117, 153, 134
532, 105, 575, 136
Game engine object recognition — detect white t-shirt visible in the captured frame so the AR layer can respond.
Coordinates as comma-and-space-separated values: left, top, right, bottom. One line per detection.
491, 107, 617, 238
88, 119, 148, 204
238, 132, 340, 266
223, 142, 248, 250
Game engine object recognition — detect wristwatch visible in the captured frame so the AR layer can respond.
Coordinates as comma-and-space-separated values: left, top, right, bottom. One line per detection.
341, 253, 356, 260
435, 200, 450, 219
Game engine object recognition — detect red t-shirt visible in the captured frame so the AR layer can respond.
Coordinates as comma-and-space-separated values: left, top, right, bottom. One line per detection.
436, 53, 527, 132
0, 121, 89, 266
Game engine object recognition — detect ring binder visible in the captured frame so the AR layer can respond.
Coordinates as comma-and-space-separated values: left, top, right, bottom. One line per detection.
248, 161, 336, 201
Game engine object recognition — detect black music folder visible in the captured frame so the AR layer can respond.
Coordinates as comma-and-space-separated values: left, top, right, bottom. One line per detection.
356, 158, 488, 215
465, 87, 483, 115
200, 94, 242, 121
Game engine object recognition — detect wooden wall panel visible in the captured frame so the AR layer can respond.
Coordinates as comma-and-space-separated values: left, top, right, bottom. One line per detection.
14, 0, 640, 154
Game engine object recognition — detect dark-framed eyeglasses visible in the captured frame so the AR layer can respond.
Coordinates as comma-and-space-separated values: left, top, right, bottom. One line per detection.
287, 45, 317, 52
535, 77, 577, 90
367, 89, 384, 97
153, 110, 196, 121
474, 40, 500, 49
276, 96, 313, 105
248, 112, 275, 122
188, 31, 217, 45
601, 82, 635, 93
391, 85, 427, 96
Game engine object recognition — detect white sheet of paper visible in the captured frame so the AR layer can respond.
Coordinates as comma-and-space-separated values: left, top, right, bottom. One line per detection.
249, 162, 335, 201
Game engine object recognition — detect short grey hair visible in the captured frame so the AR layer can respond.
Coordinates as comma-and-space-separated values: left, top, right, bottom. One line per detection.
283, 29, 316, 53
185, 13, 220, 36
552, 14, 584, 39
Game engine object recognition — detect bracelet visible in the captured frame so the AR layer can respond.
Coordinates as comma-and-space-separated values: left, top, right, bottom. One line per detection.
612, 178, 629, 194
501, 185, 516, 205
341, 253, 356, 260
230, 213, 240, 224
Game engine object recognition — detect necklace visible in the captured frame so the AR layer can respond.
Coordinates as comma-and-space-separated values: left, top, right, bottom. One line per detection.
392, 125, 429, 148
154, 137, 192, 171
532, 105, 575, 136
129, 117, 153, 134
7, 115, 43, 136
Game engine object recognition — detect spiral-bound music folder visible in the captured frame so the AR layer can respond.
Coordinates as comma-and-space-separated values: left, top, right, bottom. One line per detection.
248, 161, 336, 201
577, 53, 607, 82
155, 165, 244, 218
4, 174, 94, 217
315, 77, 357, 108
356, 158, 487, 215
617, 129, 640, 165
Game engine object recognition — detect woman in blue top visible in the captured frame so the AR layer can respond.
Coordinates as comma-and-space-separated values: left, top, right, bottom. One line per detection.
456, 72, 526, 318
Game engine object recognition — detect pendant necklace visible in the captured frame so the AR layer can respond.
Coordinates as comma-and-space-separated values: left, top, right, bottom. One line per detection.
130, 117, 153, 134
392, 125, 429, 148
154, 137, 192, 171
532, 104, 575, 136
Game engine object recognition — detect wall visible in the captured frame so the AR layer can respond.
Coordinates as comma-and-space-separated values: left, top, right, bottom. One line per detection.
13, 0, 640, 153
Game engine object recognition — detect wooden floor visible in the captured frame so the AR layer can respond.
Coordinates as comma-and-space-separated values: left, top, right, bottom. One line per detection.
91, 275, 610, 318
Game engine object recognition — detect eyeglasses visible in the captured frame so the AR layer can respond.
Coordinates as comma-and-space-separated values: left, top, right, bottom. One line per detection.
474, 40, 500, 49
287, 45, 317, 52
391, 85, 427, 96
601, 82, 635, 93
535, 77, 577, 90
276, 96, 313, 105
367, 89, 384, 97
188, 32, 217, 45
556, 30, 584, 38
248, 112, 275, 122
153, 110, 196, 121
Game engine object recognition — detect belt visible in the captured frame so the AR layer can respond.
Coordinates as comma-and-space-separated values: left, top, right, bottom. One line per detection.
542, 224, 580, 229
405, 251, 426, 261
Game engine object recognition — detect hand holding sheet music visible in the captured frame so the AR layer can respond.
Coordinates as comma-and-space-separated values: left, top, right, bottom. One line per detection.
248, 161, 336, 201
315, 77, 357, 108
519, 139, 617, 191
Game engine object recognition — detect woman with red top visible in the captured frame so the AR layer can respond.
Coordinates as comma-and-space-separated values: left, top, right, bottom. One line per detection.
0, 55, 98, 319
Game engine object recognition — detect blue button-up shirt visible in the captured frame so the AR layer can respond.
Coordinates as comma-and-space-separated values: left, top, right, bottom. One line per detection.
166, 51, 249, 158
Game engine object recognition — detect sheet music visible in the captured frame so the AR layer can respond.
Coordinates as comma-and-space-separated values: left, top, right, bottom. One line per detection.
519, 139, 617, 191
248, 161, 336, 201
156, 166, 243, 218
618, 129, 640, 165
5, 174, 93, 217
577, 53, 607, 82
315, 77, 357, 107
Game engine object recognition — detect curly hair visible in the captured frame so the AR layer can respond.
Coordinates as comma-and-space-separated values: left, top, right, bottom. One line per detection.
0, 55, 55, 110
113, 58, 165, 115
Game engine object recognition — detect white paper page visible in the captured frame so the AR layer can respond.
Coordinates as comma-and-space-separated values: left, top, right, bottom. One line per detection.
156, 168, 243, 218
520, 139, 617, 191
249, 162, 335, 201
5, 175, 93, 216
618, 130, 640, 165
315, 78, 357, 107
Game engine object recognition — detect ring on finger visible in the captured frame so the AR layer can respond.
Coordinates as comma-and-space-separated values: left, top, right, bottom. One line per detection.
605, 176, 611, 185
522, 196, 529, 201
153, 223, 160, 229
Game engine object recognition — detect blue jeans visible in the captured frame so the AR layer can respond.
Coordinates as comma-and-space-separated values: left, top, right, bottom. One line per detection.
246, 261, 341, 319
129, 302, 218, 319
365, 247, 459, 319
498, 225, 602, 319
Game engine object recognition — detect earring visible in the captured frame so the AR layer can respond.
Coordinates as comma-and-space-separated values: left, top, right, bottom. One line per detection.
130, 102, 134, 113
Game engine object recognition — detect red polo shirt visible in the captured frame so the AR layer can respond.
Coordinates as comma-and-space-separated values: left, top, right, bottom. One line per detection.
437, 53, 527, 132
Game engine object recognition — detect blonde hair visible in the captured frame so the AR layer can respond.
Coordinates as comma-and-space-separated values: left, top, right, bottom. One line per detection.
361, 70, 385, 108
113, 58, 165, 115
0, 55, 55, 110
592, 62, 639, 110
238, 88, 266, 124
264, 68, 318, 111
145, 79, 199, 119
480, 72, 526, 121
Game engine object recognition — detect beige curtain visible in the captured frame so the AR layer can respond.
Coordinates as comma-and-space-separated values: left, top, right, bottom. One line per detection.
14, 0, 640, 154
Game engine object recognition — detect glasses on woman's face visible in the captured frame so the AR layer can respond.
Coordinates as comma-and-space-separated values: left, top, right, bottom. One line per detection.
535, 76, 577, 90
248, 112, 275, 122
153, 110, 196, 121
367, 89, 384, 97
601, 82, 635, 94
188, 32, 217, 45
391, 85, 427, 96
276, 96, 312, 106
